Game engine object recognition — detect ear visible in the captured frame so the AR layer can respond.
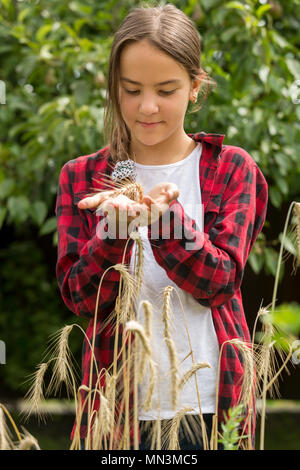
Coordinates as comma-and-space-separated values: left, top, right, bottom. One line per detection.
189, 73, 205, 102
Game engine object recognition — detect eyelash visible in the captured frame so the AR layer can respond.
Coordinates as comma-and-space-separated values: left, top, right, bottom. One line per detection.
124, 89, 176, 96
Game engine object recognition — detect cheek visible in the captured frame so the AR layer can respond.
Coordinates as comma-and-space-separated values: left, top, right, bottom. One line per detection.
120, 96, 136, 120
165, 99, 186, 121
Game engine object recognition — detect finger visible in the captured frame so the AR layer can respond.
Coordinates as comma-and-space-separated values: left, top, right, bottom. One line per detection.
78, 191, 114, 209
167, 188, 180, 202
142, 195, 156, 207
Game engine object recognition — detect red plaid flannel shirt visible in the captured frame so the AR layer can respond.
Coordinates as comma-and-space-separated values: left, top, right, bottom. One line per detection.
55, 131, 268, 441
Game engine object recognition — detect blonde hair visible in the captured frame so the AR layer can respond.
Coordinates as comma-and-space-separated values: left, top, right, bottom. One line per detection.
103, 2, 215, 163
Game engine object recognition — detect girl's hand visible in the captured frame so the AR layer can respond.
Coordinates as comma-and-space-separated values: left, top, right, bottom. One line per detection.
77, 190, 115, 210
135, 182, 180, 227
77, 182, 179, 232
77, 182, 179, 212
142, 182, 179, 208
78, 191, 145, 232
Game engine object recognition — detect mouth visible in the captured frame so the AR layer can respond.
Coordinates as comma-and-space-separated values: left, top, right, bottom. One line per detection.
139, 121, 162, 128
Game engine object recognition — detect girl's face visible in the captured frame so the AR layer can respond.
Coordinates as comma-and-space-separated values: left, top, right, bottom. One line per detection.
118, 40, 201, 157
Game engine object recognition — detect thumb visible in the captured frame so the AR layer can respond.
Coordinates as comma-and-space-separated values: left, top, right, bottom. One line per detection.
143, 195, 156, 207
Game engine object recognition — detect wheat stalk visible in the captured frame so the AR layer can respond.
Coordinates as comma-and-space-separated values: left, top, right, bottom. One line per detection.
17, 429, 41, 450
22, 362, 50, 421
229, 339, 255, 408
170, 286, 209, 450
213, 338, 256, 450
92, 173, 144, 204
125, 320, 151, 355
168, 407, 195, 450
162, 287, 179, 410
0, 408, 12, 450
129, 229, 144, 300
46, 325, 78, 398
138, 301, 153, 382
124, 320, 157, 413
0, 406, 14, 450
292, 202, 300, 271
178, 362, 211, 391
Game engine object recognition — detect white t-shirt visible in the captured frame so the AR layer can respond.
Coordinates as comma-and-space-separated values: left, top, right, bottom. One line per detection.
129, 142, 220, 420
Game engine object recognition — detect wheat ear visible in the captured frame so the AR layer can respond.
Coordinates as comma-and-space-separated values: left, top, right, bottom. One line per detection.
17, 429, 40, 450
138, 301, 153, 382
46, 325, 78, 398
125, 320, 157, 413
168, 407, 195, 450
162, 287, 179, 410
292, 202, 300, 271
22, 362, 50, 422
0, 406, 13, 450
170, 286, 209, 450
178, 362, 211, 391
0, 403, 23, 449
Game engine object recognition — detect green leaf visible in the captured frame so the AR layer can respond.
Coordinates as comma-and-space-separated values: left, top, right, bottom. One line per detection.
256, 4, 271, 20
39, 216, 57, 236
69, 1, 93, 16
248, 250, 264, 274
286, 58, 300, 79
17, 7, 31, 23
279, 232, 297, 257
264, 247, 284, 281
30, 200, 48, 226
269, 186, 282, 208
220, 26, 239, 42
1, 0, 11, 11
0, 178, 15, 199
7, 195, 30, 223
271, 31, 292, 50
36, 24, 53, 43
225, 1, 246, 11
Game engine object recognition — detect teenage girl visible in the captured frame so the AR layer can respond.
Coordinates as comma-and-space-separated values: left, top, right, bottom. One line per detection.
56, 3, 268, 450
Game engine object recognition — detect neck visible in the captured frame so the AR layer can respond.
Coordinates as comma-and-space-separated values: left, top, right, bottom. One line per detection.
130, 134, 196, 166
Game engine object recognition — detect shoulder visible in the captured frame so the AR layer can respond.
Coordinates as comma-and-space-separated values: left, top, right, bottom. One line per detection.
218, 144, 267, 186
57, 146, 112, 203
219, 144, 257, 171
58, 145, 112, 193
61, 145, 111, 176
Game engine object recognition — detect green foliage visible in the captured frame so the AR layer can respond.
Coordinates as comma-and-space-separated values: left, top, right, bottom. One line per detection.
0, 240, 87, 393
271, 302, 300, 350
0, 0, 299, 393
0, 0, 299, 264
272, 302, 300, 336
219, 404, 248, 450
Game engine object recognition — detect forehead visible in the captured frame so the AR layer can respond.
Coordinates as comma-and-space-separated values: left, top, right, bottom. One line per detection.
119, 40, 189, 84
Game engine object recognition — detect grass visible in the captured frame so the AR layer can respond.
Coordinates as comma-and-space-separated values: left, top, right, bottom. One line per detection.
4, 402, 300, 450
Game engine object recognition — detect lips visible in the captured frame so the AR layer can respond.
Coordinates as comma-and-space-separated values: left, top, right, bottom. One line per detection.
139, 121, 161, 128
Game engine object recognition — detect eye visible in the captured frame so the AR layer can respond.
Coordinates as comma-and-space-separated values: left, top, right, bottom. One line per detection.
160, 90, 176, 95
124, 89, 176, 95
125, 90, 139, 95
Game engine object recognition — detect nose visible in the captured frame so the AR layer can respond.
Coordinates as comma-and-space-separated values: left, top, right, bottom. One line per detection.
138, 92, 159, 115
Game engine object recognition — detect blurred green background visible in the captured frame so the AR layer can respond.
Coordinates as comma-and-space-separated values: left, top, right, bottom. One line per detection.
0, 0, 300, 449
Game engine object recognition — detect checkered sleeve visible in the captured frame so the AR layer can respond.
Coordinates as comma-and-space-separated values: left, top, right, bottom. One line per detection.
147, 150, 268, 308
55, 160, 135, 319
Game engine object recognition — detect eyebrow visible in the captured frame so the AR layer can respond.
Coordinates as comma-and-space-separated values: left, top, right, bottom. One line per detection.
120, 77, 182, 86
